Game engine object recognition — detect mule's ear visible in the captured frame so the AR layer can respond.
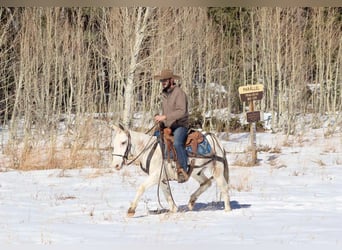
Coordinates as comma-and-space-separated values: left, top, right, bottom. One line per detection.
118, 121, 125, 131
111, 124, 120, 132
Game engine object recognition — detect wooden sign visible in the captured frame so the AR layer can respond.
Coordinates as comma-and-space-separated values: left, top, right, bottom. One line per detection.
238, 84, 264, 102
246, 111, 261, 123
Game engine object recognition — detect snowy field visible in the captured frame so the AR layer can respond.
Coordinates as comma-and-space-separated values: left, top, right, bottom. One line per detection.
0, 123, 341, 248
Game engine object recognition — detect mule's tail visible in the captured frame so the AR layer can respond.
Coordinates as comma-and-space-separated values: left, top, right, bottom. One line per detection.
207, 132, 229, 184
223, 150, 229, 184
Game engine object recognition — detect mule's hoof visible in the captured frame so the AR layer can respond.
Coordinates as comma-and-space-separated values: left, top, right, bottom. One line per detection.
170, 207, 178, 213
225, 207, 232, 212
188, 200, 195, 211
127, 208, 135, 217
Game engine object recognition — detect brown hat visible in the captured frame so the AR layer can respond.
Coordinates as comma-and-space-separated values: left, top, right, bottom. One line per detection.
153, 69, 180, 80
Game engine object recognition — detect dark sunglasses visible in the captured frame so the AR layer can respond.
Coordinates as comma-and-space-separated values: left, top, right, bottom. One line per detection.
160, 78, 170, 83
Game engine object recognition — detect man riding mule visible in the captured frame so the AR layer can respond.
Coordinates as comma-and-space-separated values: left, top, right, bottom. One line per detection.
110, 69, 231, 217
154, 69, 191, 183
111, 124, 231, 217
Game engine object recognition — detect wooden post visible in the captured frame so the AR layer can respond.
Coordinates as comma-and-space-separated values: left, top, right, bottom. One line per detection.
238, 84, 263, 166
249, 101, 257, 165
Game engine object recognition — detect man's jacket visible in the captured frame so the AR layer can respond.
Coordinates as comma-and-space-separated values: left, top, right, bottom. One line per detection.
161, 85, 189, 130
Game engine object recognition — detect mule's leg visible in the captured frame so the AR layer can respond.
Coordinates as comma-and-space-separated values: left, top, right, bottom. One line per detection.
213, 166, 231, 212
159, 181, 178, 213
127, 174, 158, 217
188, 171, 213, 211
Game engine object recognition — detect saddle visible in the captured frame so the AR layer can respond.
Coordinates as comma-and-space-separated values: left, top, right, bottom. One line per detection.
163, 128, 205, 157
163, 127, 196, 183
185, 130, 204, 156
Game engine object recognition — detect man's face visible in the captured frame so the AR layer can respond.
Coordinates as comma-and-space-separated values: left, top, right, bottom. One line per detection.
160, 78, 171, 90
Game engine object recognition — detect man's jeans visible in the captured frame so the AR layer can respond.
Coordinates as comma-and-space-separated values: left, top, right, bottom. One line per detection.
172, 126, 188, 172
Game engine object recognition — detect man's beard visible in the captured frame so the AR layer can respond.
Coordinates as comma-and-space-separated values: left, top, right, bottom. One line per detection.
162, 82, 172, 92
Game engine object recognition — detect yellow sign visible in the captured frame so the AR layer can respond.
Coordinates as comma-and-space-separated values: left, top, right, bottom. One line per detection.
238, 84, 264, 95
238, 84, 264, 102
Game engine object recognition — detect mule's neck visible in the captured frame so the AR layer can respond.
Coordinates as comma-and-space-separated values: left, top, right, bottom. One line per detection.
129, 130, 157, 156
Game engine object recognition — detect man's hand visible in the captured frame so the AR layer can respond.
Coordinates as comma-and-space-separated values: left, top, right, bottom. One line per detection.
154, 115, 166, 123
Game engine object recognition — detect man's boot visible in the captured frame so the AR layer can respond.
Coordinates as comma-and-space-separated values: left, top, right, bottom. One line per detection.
177, 167, 189, 183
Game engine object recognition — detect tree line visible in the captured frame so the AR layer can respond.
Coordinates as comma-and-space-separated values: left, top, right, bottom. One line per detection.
0, 7, 341, 167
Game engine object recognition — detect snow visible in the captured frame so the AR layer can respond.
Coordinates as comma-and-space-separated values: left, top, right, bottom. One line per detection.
0, 123, 342, 248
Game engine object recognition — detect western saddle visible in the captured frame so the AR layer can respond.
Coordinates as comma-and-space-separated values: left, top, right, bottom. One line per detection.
163, 128, 203, 183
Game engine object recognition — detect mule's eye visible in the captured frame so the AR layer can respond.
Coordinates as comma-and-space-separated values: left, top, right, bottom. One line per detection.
121, 141, 126, 146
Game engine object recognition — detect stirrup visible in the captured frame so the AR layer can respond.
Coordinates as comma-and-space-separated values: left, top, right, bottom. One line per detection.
177, 168, 189, 183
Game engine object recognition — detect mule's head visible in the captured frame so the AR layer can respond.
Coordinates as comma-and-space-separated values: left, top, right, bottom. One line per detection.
111, 124, 131, 170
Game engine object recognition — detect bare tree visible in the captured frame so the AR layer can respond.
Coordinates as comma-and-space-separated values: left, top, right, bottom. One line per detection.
1, 7, 341, 169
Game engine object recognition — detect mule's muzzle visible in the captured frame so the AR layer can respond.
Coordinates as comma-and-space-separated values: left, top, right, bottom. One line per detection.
114, 164, 122, 170
114, 158, 126, 170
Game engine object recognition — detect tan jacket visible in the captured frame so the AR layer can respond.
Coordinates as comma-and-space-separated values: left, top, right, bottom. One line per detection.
161, 85, 189, 129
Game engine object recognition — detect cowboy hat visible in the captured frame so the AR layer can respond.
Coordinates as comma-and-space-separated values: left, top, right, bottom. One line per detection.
153, 69, 180, 80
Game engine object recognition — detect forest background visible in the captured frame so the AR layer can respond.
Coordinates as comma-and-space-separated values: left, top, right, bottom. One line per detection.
0, 7, 341, 170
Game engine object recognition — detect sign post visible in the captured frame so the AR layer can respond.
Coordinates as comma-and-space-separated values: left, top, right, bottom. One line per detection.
248, 101, 257, 164
238, 84, 264, 165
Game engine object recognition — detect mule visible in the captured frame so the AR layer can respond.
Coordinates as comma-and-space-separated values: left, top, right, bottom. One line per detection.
111, 124, 231, 216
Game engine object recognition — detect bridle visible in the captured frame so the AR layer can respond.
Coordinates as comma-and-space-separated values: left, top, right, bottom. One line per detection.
112, 129, 132, 169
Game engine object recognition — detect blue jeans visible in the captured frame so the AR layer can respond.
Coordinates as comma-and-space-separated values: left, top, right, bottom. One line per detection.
172, 126, 188, 172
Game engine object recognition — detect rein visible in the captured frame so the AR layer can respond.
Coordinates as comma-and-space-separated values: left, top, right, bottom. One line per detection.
126, 125, 159, 165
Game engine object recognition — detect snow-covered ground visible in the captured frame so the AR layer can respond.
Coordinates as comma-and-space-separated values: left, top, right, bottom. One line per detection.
0, 124, 341, 248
